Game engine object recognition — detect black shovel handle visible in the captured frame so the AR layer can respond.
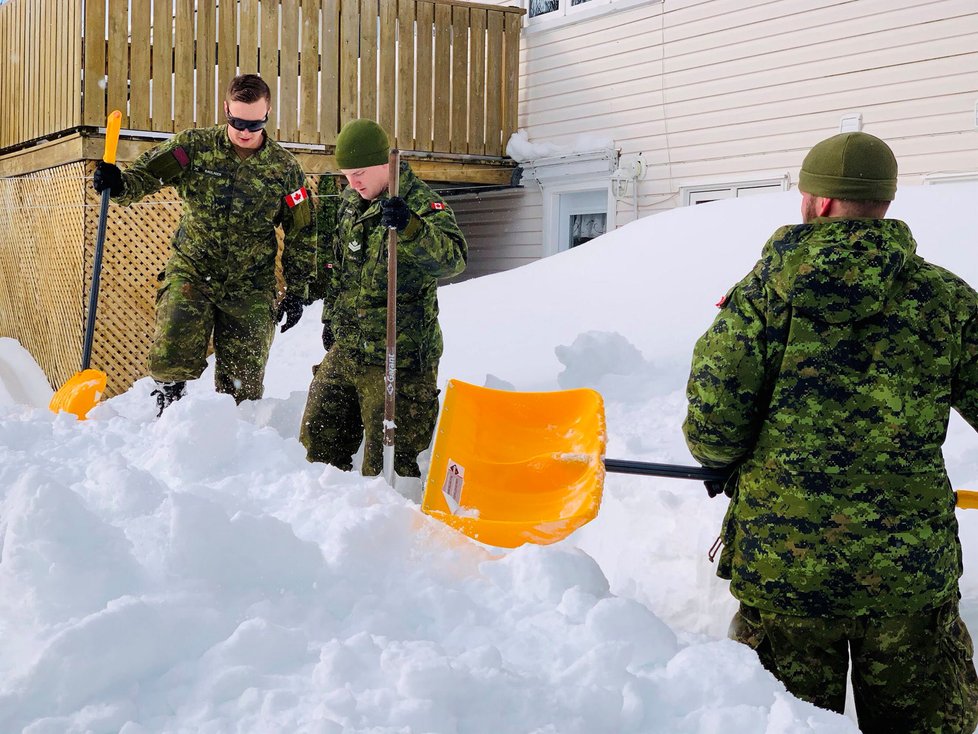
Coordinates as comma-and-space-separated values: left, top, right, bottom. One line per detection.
603, 458, 730, 483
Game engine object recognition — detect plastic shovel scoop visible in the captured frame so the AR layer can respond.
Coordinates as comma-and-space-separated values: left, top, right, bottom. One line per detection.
49, 110, 122, 419
421, 380, 607, 547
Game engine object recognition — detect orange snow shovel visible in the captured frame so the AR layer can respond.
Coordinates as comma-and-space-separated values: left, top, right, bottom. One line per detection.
49, 110, 122, 419
420, 380, 978, 547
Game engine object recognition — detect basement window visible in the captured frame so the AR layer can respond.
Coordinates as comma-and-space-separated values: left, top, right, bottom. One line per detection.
526, 0, 659, 31
681, 176, 790, 206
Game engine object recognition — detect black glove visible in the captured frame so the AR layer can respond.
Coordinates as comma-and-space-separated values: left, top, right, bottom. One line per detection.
276, 293, 304, 333
93, 161, 124, 195
322, 323, 335, 351
705, 468, 736, 498
380, 196, 414, 231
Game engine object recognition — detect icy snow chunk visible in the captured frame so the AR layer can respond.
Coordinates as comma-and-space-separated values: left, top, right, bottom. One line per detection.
555, 330, 660, 402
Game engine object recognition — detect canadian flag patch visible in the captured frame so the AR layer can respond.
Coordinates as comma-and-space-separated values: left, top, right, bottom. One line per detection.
285, 187, 308, 208
430, 202, 445, 211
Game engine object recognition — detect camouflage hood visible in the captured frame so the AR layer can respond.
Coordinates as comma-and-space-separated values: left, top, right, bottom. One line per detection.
757, 218, 917, 324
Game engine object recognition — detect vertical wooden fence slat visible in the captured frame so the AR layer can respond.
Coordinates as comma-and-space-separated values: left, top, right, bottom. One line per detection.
218, 0, 238, 101
279, 0, 300, 142
83, 0, 106, 126
503, 11, 519, 152
378, 0, 396, 140
1, 4, 7, 148
107, 0, 129, 124
359, 0, 377, 121
320, 0, 340, 145
300, 0, 320, 143
130, 1, 152, 128
260, 0, 280, 134
414, 1, 433, 151
40, 0, 50, 135
54, 0, 66, 131
339, 0, 359, 126
484, 10, 502, 156
173, 0, 195, 130
26, 0, 37, 140
450, 6, 467, 154
152, 0, 174, 132
432, 3, 450, 152
395, 0, 415, 150
196, 0, 216, 127
15, 0, 25, 143
468, 8, 485, 155
69, 0, 83, 131
240, 0, 260, 73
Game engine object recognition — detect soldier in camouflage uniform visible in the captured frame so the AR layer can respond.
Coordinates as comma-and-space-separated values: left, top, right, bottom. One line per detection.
300, 119, 467, 478
683, 132, 978, 732
93, 74, 316, 414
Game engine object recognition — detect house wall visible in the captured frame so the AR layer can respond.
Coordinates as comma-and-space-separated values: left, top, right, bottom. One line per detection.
455, 0, 978, 276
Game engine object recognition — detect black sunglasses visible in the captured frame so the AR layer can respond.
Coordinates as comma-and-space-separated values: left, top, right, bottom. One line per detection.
226, 111, 269, 133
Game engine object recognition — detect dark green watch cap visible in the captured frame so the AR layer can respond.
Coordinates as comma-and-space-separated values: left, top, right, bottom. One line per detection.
799, 132, 897, 201
335, 118, 391, 169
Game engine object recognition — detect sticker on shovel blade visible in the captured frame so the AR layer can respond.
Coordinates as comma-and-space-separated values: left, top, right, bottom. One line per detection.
442, 460, 465, 514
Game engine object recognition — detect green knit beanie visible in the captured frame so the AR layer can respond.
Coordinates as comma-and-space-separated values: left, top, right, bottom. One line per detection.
798, 132, 898, 201
334, 119, 390, 169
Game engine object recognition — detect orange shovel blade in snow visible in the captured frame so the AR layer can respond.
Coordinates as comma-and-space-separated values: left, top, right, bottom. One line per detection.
48, 368, 108, 419
49, 110, 122, 420
421, 380, 607, 548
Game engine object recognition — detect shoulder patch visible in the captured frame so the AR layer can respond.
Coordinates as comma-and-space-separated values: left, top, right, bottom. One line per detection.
430, 202, 445, 211
285, 186, 308, 208
147, 146, 190, 182
716, 285, 737, 309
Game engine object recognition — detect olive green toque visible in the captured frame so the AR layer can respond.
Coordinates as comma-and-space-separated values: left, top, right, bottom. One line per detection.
334, 119, 391, 169
799, 132, 898, 202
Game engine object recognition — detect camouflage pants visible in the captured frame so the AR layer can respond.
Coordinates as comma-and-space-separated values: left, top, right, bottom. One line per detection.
149, 273, 276, 403
730, 599, 978, 733
299, 348, 439, 477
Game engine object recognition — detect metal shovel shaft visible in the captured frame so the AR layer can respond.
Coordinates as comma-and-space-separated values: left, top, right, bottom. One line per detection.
603, 458, 730, 482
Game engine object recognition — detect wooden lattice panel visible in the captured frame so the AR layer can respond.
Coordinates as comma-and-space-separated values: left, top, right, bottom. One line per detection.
0, 163, 86, 392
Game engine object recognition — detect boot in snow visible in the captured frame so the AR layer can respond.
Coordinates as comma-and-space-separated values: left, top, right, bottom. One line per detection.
151, 380, 186, 417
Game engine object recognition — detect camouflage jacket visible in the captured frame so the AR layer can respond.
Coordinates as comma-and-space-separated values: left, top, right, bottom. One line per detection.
683, 218, 978, 617
314, 163, 467, 369
113, 125, 316, 300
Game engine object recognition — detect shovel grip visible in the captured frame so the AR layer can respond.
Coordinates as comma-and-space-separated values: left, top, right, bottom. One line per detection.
957, 490, 978, 510
103, 110, 122, 164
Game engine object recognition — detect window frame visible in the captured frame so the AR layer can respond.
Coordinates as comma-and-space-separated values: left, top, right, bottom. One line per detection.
524, 0, 659, 32
680, 176, 791, 207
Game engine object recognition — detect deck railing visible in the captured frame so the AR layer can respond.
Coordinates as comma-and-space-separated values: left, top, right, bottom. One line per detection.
0, 0, 523, 157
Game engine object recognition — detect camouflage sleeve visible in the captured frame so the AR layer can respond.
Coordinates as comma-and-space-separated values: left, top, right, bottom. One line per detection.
397, 201, 468, 279
306, 174, 340, 305
683, 278, 769, 468
280, 164, 317, 301
113, 129, 194, 206
951, 297, 978, 430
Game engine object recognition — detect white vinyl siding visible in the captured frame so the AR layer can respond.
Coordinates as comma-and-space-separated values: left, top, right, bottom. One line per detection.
464, 0, 978, 275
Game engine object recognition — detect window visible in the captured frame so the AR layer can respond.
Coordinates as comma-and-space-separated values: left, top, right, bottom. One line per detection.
681, 177, 790, 206
527, 0, 657, 29
558, 190, 608, 250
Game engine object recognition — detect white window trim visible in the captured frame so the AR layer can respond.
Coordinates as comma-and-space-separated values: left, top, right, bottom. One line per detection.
923, 172, 978, 184
523, 0, 660, 33
680, 175, 791, 206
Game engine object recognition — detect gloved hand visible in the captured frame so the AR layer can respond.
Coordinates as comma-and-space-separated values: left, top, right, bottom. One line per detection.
276, 293, 304, 333
322, 323, 335, 351
93, 161, 124, 195
705, 468, 736, 498
380, 196, 414, 231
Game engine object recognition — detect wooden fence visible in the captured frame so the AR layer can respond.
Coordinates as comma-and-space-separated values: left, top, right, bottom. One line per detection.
0, 0, 523, 156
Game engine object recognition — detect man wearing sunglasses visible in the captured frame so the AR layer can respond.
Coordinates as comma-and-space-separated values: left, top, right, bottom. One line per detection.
92, 74, 316, 415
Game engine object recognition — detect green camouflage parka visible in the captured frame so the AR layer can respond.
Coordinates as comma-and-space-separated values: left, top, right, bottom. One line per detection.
314, 163, 467, 369
683, 218, 978, 617
113, 125, 316, 299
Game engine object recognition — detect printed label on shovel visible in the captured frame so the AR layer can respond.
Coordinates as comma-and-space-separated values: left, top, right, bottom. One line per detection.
442, 460, 465, 514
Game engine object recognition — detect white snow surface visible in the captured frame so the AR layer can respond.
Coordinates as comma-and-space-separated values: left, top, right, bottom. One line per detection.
3, 183, 978, 732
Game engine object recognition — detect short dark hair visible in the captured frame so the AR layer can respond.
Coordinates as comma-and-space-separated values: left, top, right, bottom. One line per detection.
835, 199, 890, 219
226, 74, 271, 104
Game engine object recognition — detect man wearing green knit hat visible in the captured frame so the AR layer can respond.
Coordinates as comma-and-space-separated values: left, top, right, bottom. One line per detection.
300, 118, 467, 487
684, 130, 978, 731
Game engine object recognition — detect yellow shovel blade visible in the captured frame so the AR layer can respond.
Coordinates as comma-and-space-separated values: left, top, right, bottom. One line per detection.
421, 380, 607, 547
48, 368, 107, 420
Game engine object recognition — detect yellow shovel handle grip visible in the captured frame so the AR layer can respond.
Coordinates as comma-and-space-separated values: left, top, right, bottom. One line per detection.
957, 490, 978, 510
103, 110, 122, 164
